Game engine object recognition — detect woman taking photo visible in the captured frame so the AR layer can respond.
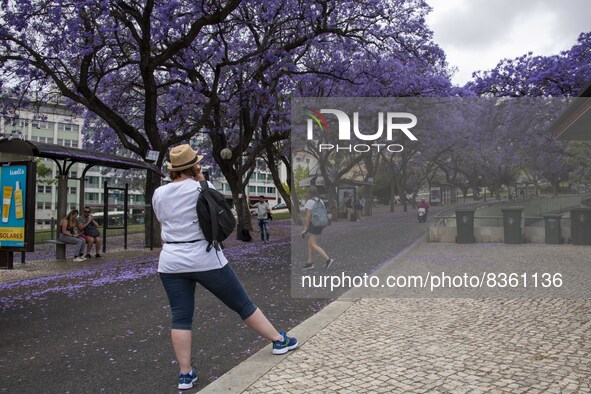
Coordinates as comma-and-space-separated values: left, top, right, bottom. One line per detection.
153, 144, 297, 390
58, 209, 87, 262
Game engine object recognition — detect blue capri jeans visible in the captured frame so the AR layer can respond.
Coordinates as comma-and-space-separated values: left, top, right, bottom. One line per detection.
159, 264, 257, 330
57, 233, 86, 257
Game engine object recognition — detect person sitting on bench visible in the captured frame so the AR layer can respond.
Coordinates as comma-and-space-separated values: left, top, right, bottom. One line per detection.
58, 209, 87, 262
77, 206, 102, 259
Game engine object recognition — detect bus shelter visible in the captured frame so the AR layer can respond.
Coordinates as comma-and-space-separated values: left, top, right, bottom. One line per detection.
0, 138, 163, 267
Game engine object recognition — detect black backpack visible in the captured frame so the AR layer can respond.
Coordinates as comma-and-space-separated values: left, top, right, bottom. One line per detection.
196, 181, 236, 251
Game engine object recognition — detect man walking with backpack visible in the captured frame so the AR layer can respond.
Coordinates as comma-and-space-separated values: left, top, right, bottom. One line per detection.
301, 186, 334, 271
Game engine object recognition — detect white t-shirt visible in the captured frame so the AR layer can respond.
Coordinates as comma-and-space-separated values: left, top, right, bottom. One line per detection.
152, 178, 228, 273
257, 202, 269, 219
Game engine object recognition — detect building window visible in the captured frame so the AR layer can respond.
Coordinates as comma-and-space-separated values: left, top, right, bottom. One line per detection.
59, 123, 78, 133
32, 121, 48, 129
248, 186, 256, 193
33, 136, 50, 143
13, 132, 23, 140
84, 192, 99, 202
257, 186, 266, 194
37, 185, 52, 193
267, 187, 275, 194
36, 201, 51, 210
57, 138, 76, 147
85, 176, 100, 186
69, 187, 77, 195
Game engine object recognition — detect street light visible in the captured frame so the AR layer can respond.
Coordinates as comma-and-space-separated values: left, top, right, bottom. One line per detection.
220, 148, 232, 160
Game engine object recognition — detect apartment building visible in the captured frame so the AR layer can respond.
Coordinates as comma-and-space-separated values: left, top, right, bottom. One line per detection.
215, 168, 286, 206
0, 103, 145, 228
1, 104, 288, 229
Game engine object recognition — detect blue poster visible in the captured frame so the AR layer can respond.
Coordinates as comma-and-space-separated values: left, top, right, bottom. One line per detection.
0, 165, 27, 248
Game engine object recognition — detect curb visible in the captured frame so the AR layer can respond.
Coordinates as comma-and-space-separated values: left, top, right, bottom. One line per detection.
198, 299, 357, 393
199, 233, 428, 393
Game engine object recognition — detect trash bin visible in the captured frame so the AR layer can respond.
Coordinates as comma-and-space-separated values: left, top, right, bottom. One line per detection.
455, 208, 475, 244
570, 207, 591, 245
544, 214, 563, 244
501, 207, 524, 244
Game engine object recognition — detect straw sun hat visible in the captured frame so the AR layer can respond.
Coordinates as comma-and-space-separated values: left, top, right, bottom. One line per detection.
167, 144, 204, 171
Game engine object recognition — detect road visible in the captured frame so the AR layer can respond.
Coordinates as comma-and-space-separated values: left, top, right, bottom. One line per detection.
290, 205, 448, 298
0, 204, 448, 393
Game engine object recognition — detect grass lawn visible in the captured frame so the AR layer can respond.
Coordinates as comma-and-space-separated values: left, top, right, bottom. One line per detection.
34, 224, 147, 244
34, 213, 293, 244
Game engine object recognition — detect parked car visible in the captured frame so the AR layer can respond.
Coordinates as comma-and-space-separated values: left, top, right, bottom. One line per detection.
272, 202, 287, 210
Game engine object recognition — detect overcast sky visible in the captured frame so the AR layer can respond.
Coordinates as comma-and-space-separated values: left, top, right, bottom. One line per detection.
425, 0, 591, 86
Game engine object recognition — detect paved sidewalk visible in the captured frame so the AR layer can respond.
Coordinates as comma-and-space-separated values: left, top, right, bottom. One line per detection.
203, 242, 591, 393
0, 234, 159, 284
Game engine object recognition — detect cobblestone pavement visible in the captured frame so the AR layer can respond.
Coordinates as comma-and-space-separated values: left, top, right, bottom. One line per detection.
244, 298, 591, 393
206, 242, 591, 393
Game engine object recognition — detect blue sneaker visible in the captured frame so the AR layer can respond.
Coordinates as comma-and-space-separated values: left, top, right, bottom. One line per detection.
272, 331, 298, 355
178, 369, 198, 390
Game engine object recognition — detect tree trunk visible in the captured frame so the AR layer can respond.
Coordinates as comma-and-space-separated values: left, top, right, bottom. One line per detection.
552, 181, 559, 197
389, 180, 396, 212
234, 189, 253, 233
144, 170, 162, 248
289, 164, 303, 225
264, 145, 299, 224
326, 182, 338, 222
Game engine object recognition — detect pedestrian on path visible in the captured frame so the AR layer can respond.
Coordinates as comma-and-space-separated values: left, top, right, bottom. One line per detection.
344, 192, 353, 220
58, 209, 87, 262
77, 206, 102, 259
253, 196, 271, 242
153, 144, 297, 391
301, 186, 334, 271
359, 196, 366, 217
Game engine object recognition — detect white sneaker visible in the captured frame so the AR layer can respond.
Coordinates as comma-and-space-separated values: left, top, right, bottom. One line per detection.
73, 256, 85, 262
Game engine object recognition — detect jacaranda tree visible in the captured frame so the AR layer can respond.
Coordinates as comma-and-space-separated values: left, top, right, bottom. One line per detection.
466, 31, 591, 196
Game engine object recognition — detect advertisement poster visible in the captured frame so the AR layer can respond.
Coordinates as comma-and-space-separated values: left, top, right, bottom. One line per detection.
0, 164, 27, 248
430, 186, 442, 204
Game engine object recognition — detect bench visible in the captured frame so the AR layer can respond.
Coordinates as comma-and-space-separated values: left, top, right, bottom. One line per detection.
45, 240, 67, 245
45, 239, 68, 260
